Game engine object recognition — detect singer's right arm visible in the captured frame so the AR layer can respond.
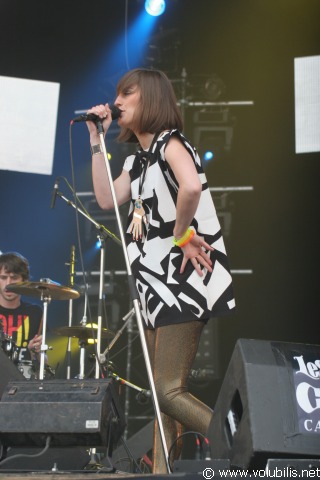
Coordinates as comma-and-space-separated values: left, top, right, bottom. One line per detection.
86, 104, 131, 210
91, 148, 131, 210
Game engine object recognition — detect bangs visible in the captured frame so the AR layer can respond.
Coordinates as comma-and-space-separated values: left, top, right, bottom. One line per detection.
116, 69, 183, 142
117, 70, 141, 95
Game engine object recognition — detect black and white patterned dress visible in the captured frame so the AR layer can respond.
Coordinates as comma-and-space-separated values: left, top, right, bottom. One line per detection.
123, 129, 235, 329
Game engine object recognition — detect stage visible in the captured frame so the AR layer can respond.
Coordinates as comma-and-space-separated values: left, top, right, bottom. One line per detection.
1, 340, 320, 479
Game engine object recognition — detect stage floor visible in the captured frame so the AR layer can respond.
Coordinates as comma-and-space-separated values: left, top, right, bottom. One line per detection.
0, 472, 216, 480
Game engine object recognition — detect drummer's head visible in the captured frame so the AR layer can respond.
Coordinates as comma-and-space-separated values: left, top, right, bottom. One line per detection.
0, 252, 30, 281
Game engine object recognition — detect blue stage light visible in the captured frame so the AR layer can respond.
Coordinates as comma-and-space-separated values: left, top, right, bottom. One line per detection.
203, 150, 214, 162
145, 0, 166, 17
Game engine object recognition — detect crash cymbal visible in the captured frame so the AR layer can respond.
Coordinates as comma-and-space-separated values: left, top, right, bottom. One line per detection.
53, 326, 115, 340
6, 281, 80, 301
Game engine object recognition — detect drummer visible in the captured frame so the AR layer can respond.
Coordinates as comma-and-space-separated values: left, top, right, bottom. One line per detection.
0, 251, 44, 374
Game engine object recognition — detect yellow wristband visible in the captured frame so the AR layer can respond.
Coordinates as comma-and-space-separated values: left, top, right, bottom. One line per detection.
173, 227, 195, 247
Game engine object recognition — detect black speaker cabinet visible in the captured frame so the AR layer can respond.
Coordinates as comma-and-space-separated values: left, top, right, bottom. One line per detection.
0, 349, 24, 398
208, 338, 320, 470
0, 378, 125, 451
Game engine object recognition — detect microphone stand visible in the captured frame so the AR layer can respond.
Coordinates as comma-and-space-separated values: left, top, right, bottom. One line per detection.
56, 191, 122, 247
55, 192, 121, 378
94, 120, 170, 473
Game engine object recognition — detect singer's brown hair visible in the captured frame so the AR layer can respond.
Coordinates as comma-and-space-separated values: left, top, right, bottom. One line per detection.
116, 68, 183, 143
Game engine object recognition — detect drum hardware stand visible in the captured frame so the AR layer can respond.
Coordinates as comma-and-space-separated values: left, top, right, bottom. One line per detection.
37, 278, 76, 381
99, 307, 151, 439
92, 119, 170, 473
100, 307, 136, 440
77, 290, 89, 379
65, 244, 76, 379
94, 233, 106, 379
99, 308, 135, 365
77, 338, 88, 379
37, 283, 53, 380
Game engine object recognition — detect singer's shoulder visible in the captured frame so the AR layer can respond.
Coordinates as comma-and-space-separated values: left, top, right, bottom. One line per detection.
123, 153, 137, 172
160, 129, 194, 151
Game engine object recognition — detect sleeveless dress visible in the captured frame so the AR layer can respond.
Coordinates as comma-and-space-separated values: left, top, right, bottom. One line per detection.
123, 129, 235, 329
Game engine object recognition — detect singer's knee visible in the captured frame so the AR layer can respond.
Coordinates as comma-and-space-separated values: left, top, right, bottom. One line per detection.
155, 381, 188, 415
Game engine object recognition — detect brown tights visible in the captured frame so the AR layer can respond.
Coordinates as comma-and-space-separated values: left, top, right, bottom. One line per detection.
145, 321, 213, 474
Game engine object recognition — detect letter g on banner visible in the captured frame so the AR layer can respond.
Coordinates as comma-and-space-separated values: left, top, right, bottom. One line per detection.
296, 382, 320, 414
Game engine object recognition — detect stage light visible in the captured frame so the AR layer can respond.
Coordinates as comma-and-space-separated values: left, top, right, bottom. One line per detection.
145, 0, 166, 17
203, 150, 214, 162
202, 74, 226, 101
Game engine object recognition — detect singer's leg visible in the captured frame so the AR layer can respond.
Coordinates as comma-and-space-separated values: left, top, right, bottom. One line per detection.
145, 321, 213, 474
145, 328, 183, 474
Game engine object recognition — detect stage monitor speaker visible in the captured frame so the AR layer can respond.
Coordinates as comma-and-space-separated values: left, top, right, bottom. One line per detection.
1, 446, 91, 471
0, 349, 24, 398
0, 378, 125, 452
207, 338, 320, 470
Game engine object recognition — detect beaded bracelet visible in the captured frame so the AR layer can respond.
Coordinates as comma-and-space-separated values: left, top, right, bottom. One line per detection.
173, 227, 195, 248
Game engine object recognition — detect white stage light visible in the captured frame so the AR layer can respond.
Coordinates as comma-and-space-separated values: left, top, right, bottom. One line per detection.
145, 0, 166, 17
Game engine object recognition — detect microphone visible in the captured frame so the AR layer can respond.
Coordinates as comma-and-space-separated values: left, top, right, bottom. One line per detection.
72, 104, 121, 123
50, 178, 60, 209
135, 389, 151, 405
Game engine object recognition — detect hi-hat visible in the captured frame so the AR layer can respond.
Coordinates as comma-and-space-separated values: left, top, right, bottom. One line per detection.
53, 326, 115, 340
6, 281, 80, 301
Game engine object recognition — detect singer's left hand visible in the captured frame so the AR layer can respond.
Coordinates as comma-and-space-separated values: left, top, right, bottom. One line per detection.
180, 234, 214, 277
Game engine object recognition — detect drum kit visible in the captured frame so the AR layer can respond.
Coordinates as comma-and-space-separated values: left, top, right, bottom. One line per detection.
4, 279, 113, 381
3, 279, 149, 401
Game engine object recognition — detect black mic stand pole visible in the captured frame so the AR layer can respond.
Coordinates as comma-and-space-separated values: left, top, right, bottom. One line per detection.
94, 120, 170, 473
55, 192, 122, 247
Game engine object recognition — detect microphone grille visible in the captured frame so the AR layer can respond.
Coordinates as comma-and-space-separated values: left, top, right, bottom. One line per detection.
110, 105, 121, 120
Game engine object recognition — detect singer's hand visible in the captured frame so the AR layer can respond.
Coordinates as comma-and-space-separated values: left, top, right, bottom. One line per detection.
180, 233, 214, 277
86, 103, 113, 137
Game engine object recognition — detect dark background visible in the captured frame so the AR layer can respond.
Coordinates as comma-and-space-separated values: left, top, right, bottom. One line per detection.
0, 0, 319, 438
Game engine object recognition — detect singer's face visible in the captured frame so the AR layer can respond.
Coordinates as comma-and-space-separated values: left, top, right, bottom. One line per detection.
115, 85, 141, 130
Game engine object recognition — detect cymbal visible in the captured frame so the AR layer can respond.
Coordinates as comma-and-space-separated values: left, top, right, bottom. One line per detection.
6, 281, 80, 301
53, 326, 115, 340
